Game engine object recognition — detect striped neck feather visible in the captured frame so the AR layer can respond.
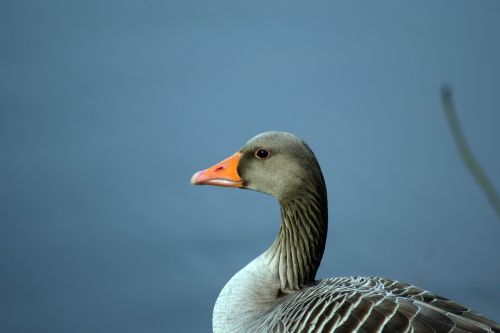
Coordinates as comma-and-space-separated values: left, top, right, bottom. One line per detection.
270, 179, 328, 292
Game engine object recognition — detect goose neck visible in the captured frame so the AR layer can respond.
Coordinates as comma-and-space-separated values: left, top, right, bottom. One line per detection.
270, 186, 328, 292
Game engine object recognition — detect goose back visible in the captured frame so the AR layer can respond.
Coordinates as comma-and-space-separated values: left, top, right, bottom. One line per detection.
259, 277, 500, 333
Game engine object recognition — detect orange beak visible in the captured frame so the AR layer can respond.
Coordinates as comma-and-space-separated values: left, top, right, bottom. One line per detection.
191, 152, 243, 188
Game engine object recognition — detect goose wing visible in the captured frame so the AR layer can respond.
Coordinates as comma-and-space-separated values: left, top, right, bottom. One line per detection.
269, 277, 500, 333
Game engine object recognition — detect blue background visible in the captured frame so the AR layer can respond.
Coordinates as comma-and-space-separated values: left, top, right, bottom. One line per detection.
1, 1, 499, 332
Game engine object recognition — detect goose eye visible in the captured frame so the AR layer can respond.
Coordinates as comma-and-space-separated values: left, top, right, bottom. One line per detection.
255, 149, 270, 159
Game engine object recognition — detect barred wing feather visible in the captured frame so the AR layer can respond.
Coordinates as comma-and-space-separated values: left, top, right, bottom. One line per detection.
268, 277, 500, 333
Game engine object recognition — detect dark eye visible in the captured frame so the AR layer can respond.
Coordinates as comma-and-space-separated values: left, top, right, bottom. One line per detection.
255, 148, 270, 159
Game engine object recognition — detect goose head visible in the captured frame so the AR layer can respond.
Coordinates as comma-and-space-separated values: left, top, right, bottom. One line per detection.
191, 131, 325, 202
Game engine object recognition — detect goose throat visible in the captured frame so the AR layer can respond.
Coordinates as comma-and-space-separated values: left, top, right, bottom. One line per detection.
270, 184, 328, 293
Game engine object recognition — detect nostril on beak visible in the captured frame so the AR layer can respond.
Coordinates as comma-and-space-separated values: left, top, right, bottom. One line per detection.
214, 166, 224, 172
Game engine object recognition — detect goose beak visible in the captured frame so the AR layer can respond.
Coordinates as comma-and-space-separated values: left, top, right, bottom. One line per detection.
191, 152, 243, 188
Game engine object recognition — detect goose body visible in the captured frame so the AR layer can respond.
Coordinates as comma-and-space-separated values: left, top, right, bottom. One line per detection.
191, 131, 499, 333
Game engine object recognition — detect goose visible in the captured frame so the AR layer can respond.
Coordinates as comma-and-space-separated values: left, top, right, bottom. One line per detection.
191, 131, 500, 333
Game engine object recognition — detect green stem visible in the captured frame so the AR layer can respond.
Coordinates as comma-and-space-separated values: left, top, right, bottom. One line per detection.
440, 84, 500, 220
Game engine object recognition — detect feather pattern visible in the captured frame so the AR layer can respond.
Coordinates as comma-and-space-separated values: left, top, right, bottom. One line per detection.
259, 277, 500, 333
